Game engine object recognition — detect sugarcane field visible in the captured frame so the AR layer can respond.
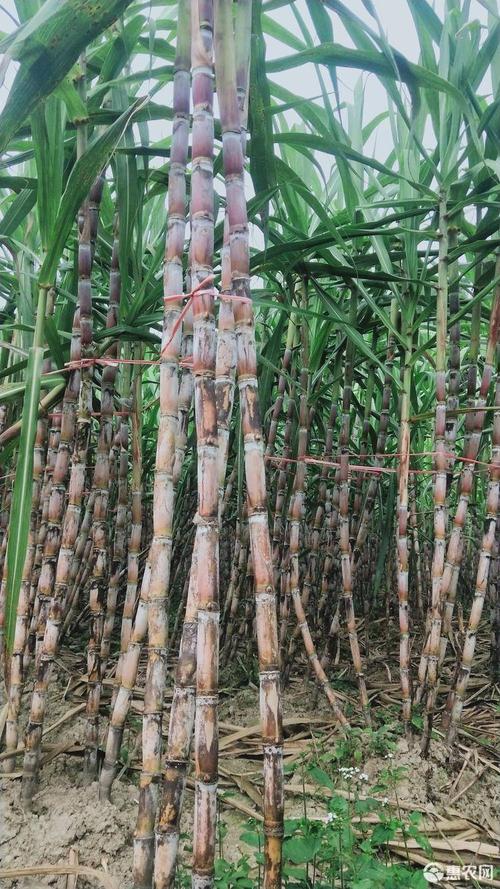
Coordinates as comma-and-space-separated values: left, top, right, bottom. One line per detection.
1, 0, 500, 886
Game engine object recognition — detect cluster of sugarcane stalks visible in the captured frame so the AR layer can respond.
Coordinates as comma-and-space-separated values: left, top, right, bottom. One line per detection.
1, 1, 500, 888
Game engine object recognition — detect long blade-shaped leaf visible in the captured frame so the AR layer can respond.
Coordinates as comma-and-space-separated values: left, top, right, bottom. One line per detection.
0, 0, 136, 153
4, 343, 43, 654
40, 96, 148, 286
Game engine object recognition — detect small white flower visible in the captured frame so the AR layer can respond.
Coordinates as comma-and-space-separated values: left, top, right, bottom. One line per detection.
324, 812, 338, 823
385, 753, 394, 759
382, 797, 389, 806
359, 773, 369, 782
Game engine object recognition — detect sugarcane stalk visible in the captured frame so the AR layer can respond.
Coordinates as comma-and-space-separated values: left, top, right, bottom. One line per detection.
306, 353, 342, 624
59, 489, 96, 642
29, 410, 62, 635
99, 559, 151, 802
188, 2, 220, 884
0, 476, 13, 670
397, 313, 413, 736
337, 285, 371, 725
409, 481, 424, 617
489, 514, 500, 681
445, 373, 500, 746
275, 366, 297, 655
222, 518, 249, 661
132, 1, 191, 880
351, 339, 376, 543
415, 190, 449, 719
216, 1, 283, 883
2, 415, 47, 771
421, 246, 500, 754
265, 314, 296, 458
173, 306, 194, 486
154, 55, 250, 874
115, 353, 143, 681
282, 282, 347, 722
154, 548, 198, 889
21, 162, 104, 807
101, 415, 128, 666
84, 215, 121, 775
444, 226, 460, 486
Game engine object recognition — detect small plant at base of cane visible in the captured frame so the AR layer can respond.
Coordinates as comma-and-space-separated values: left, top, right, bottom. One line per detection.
227, 793, 432, 889
309, 724, 398, 783
371, 765, 433, 864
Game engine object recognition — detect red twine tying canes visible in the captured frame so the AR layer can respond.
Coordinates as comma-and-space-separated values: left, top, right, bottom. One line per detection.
162, 274, 251, 359
265, 451, 498, 476
41, 275, 251, 378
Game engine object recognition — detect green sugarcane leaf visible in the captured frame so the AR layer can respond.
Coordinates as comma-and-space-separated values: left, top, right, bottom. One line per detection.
267, 43, 468, 111
312, 283, 397, 379
0, 174, 36, 191
89, 65, 174, 103
98, 15, 146, 88
0, 0, 137, 154
306, 0, 342, 112
44, 316, 66, 369
111, 83, 142, 314
407, 0, 442, 44
355, 281, 406, 348
0, 0, 62, 55
0, 358, 29, 383
262, 14, 305, 50
53, 76, 88, 122
30, 96, 65, 252
248, 0, 276, 231
4, 344, 43, 653
273, 131, 436, 197
0, 374, 66, 404
40, 96, 148, 287
0, 187, 37, 236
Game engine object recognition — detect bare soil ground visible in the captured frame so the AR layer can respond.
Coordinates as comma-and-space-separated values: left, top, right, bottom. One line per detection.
1, 636, 499, 889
